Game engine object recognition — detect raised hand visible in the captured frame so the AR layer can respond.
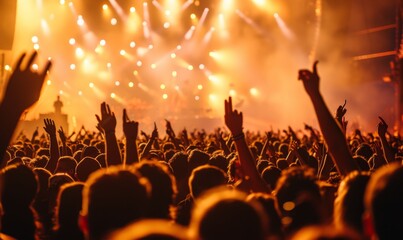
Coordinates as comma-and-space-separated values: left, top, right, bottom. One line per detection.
298, 61, 320, 97
3, 51, 52, 112
43, 118, 56, 136
336, 100, 347, 120
123, 109, 139, 140
151, 122, 159, 139
95, 102, 117, 134
224, 96, 243, 136
377, 116, 388, 137
123, 109, 139, 165
58, 126, 67, 144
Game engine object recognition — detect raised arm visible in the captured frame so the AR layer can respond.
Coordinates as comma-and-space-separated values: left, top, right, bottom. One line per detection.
43, 118, 60, 173
122, 109, 139, 166
0, 52, 51, 163
140, 123, 158, 159
224, 97, 269, 193
298, 61, 358, 176
58, 126, 68, 156
377, 116, 394, 163
95, 102, 121, 167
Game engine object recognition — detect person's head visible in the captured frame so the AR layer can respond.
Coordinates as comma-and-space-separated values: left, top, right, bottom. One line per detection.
75, 157, 101, 182
274, 166, 323, 235
189, 165, 228, 199
168, 151, 189, 181
190, 188, 268, 240
208, 155, 229, 173
54, 182, 84, 237
80, 166, 151, 240
55, 156, 78, 179
334, 171, 370, 234
133, 160, 177, 219
1, 164, 38, 209
363, 163, 403, 240
261, 166, 282, 191
33, 167, 52, 200
355, 143, 373, 161
108, 219, 188, 240
81, 146, 100, 159
291, 224, 363, 240
188, 149, 210, 174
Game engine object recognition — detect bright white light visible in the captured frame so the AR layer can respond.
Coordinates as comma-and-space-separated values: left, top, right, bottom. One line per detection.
4, 65, 11, 71
229, 89, 236, 96
175, 85, 180, 91
274, 13, 279, 18
75, 48, 84, 58
69, 38, 76, 45
130, 7, 136, 13
115, 81, 120, 86
100, 39, 106, 46
31, 64, 39, 71
187, 65, 194, 71
199, 64, 205, 70
128, 82, 134, 87
33, 44, 40, 50
209, 94, 217, 101
162, 93, 168, 99
59, 0, 65, 5
78, 91, 83, 96
59, 90, 64, 95
120, 49, 126, 55
130, 41, 136, 48
77, 15, 84, 26
171, 53, 176, 59
31, 36, 38, 43
190, 13, 196, 19
160, 84, 166, 90
133, 70, 138, 75
151, 64, 156, 69
103, 4, 108, 10
107, 63, 112, 68
250, 88, 259, 96
148, 44, 153, 49
163, 22, 170, 29
197, 84, 203, 90
47, 80, 51, 85
111, 93, 116, 98
137, 60, 143, 67
172, 71, 177, 77
89, 82, 94, 88
111, 18, 118, 25
165, 10, 171, 16
70, 64, 76, 70
195, 96, 200, 101
177, 45, 182, 50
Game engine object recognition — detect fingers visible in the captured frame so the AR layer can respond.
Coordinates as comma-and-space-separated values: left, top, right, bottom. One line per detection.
228, 96, 233, 113
26, 51, 38, 70
378, 116, 387, 125
95, 114, 101, 123
14, 52, 27, 70
312, 60, 319, 75
123, 109, 128, 122
41, 60, 52, 78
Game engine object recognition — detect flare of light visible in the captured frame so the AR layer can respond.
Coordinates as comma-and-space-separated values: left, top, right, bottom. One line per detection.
108, 0, 127, 22
181, 0, 194, 11
69, 38, 76, 45
152, 0, 164, 12
202, 27, 215, 44
41, 19, 50, 36
250, 88, 259, 96
274, 13, 295, 40
143, 2, 151, 39
235, 10, 266, 36
184, 25, 196, 40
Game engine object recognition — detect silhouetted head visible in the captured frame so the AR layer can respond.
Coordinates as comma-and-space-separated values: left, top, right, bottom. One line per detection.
75, 157, 101, 182
189, 165, 227, 199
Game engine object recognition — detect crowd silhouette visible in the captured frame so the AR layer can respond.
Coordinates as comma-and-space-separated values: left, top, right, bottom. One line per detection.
0, 50, 402, 240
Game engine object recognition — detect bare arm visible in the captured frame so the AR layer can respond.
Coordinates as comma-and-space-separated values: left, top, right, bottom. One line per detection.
298, 61, 358, 176
96, 102, 122, 167
44, 118, 60, 173
0, 52, 51, 164
224, 97, 269, 193
123, 109, 139, 166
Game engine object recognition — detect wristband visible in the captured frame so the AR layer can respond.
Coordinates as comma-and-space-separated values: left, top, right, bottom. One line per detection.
231, 132, 244, 141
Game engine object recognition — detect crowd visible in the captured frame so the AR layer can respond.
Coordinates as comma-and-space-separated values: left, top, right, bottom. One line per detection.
0, 51, 402, 240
